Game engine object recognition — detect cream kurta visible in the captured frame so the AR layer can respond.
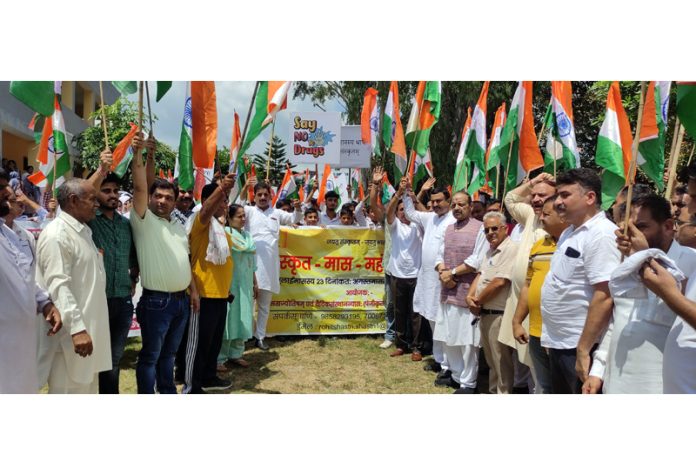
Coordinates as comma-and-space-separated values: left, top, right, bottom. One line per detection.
36, 212, 111, 386
403, 195, 456, 321
0, 221, 51, 393
500, 191, 547, 365
245, 205, 303, 294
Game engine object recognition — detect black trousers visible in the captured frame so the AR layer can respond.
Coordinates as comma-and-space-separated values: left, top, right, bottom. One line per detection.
392, 277, 420, 352
183, 297, 228, 393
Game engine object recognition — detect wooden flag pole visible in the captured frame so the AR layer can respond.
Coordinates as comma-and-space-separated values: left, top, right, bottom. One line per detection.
265, 120, 276, 182
232, 81, 260, 175
138, 81, 144, 132
145, 81, 154, 135
99, 81, 110, 150
622, 81, 648, 234
688, 142, 696, 167
664, 117, 681, 195
665, 122, 686, 198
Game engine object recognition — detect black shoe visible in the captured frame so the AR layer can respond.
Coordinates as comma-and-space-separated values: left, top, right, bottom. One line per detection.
434, 376, 459, 390
436, 369, 452, 381
201, 377, 233, 391
512, 385, 530, 394
453, 387, 476, 394
255, 338, 270, 351
423, 361, 442, 373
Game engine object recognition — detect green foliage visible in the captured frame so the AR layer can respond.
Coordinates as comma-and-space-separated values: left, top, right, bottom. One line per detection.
71, 97, 175, 185
251, 135, 293, 186
217, 146, 231, 173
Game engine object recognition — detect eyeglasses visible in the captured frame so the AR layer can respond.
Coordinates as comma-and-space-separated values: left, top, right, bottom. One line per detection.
484, 226, 502, 234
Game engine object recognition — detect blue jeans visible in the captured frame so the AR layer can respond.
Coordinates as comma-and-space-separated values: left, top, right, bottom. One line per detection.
98, 296, 134, 394
384, 274, 396, 341
529, 336, 553, 394
136, 290, 190, 394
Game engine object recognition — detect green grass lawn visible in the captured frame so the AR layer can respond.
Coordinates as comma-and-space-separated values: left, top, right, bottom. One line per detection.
117, 335, 459, 394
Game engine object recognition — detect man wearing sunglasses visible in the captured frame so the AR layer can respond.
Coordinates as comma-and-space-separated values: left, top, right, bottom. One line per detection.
467, 211, 518, 393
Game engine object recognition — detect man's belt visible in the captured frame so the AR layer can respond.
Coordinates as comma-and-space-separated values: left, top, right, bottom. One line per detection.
142, 288, 188, 300
480, 308, 504, 315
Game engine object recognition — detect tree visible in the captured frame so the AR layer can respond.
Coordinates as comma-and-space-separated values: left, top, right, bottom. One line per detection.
72, 97, 175, 185
251, 135, 292, 187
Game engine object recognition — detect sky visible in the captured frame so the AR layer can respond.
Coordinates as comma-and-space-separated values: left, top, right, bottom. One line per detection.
126, 81, 346, 159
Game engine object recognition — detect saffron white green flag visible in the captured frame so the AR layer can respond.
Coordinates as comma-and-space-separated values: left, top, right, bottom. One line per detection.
543, 81, 580, 173
28, 97, 71, 188
177, 82, 194, 190
595, 81, 633, 211
637, 81, 671, 191
453, 107, 472, 193
466, 82, 489, 195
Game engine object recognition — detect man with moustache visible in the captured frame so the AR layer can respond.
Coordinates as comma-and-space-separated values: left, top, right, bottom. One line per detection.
540, 169, 621, 393
402, 178, 456, 377
36, 179, 111, 393
0, 184, 61, 393
244, 176, 303, 350
583, 194, 696, 393
171, 180, 195, 227
86, 150, 139, 394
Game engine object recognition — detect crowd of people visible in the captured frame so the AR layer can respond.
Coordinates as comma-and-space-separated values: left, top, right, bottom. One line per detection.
2, 135, 696, 394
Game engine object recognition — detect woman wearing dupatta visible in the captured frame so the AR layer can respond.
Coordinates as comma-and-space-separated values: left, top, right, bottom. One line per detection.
219, 204, 257, 367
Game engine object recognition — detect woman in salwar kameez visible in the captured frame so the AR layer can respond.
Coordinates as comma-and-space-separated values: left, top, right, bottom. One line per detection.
218, 204, 257, 368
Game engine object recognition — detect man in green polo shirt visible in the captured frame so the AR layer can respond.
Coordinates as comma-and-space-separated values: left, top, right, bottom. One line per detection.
129, 133, 196, 394
87, 150, 139, 394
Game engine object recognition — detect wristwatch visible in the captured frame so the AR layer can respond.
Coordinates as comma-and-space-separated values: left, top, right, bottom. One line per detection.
451, 266, 458, 276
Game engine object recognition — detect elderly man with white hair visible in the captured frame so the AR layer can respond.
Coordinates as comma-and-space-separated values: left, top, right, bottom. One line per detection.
467, 211, 518, 394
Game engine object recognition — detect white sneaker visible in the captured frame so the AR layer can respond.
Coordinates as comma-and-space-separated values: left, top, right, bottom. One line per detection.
379, 339, 394, 349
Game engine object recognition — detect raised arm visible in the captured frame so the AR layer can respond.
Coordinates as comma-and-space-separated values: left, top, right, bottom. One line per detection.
385, 183, 404, 226
145, 135, 157, 192
401, 176, 429, 227
199, 173, 236, 226
87, 149, 113, 192
504, 172, 554, 224
369, 167, 385, 224
131, 132, 148, 219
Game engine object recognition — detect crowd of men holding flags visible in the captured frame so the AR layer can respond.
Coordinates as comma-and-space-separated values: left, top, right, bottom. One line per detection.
2, 79, 696, 394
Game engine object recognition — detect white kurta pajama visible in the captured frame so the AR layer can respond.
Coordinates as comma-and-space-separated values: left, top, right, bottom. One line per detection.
403, 195, 456, 368
591, 242, 696, 393
245, 205, 303, 339
0, 220, 51, 393
36, 212, 111, 393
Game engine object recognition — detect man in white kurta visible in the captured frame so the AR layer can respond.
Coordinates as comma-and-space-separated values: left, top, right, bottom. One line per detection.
403, 185, 456, 373
586, 196, 696, 393
501, 174, 555, 369
245, 180, 303, 348
0, 186, 59, 393
36, 179, 111, 393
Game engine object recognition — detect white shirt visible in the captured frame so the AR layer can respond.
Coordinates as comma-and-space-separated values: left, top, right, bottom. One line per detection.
319, 210, 341, 226
540, 211, 621, 349
591, 241, 696, 393
663, 269, 696, 393
386, 218, 423, 279
36, 212, 112, 385
403, 195, 456, 320
509, 223, 525, 242
245, 205, 303, 294
0, 220, 51, 393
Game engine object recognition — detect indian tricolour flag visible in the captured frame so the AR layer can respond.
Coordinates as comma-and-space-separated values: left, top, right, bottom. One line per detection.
177, 82, 194, 190
491, 81, 543, 195
405, 81, 442, 158
453, 107, 472, 193
595, 81, 634, 210
381, 172, 396, 205
637, 81, 671, 191
382, 81, 408, 180
543, 81, 579, 173
262, 81, 291, 127
413, 148, 434, 187
112, 123, 139, 178
361, 87, 380, 155
28, 97, 71, 188
350, 168, 365, 201
273, 167, 299, 206
465, 82, 490, 195
484, 102, 506, 196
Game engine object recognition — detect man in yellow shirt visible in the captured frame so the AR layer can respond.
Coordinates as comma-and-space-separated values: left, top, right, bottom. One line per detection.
512, 196, 568, 393
183, 176, 236, 393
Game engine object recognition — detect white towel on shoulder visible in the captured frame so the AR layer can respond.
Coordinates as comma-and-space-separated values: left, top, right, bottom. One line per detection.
609, 248, 685, 299
185, 210, 230, 265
